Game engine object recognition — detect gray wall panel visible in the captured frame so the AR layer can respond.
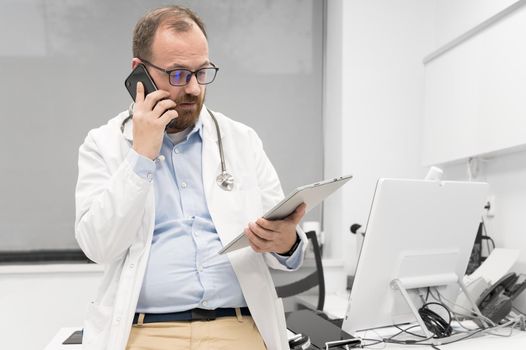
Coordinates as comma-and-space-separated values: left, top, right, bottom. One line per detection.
0, 0, 323, 251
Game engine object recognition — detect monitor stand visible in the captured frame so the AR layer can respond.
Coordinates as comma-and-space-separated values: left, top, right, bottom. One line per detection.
391, 272, 489, 339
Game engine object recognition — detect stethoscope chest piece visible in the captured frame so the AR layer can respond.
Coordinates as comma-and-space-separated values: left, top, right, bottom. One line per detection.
216, 171, 234, 191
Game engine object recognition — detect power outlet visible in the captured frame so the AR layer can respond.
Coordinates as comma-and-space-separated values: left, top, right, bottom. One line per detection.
485, 195, 496, 217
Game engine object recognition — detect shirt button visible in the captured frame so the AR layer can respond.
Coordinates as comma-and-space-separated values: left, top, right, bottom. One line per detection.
181, 182, 187, 188
202, 300, 208, 307
129, 264, 134, 269
174, 148, 180, 154
146, 173, 153, 182
198, 265, 204, 272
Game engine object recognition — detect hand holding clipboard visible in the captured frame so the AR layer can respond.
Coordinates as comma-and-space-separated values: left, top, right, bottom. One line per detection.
219, 174, 353, 254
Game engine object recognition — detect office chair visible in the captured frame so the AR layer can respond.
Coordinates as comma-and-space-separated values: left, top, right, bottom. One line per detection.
275, 230, 326, 311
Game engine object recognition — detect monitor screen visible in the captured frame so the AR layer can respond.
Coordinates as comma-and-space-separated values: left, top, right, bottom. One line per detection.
342, 178, 488, 334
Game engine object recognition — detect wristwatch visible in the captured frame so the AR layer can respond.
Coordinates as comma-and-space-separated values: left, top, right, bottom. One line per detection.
280, 233, 301, 257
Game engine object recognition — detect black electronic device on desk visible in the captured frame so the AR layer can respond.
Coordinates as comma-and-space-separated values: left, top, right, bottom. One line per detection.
62, 329, 83, 344
287, 309, 361, 349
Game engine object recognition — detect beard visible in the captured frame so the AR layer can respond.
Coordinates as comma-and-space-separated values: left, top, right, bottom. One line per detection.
166, 91, 205, 132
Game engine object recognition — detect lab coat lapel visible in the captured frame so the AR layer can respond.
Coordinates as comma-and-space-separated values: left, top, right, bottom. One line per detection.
201, 107, 221, 210
201, 108, 250, 247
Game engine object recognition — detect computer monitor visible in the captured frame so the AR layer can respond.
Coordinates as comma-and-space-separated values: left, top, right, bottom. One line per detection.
342, 178, 488, 335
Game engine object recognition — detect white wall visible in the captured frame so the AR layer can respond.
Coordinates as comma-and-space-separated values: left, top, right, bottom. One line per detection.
0, 265, 103, 350
435, 0, 526, 311
324, 0, 436, 273
433, 0, 518, 47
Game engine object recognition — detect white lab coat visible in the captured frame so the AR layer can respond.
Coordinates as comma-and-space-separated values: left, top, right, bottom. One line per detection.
75, 106, 306, 350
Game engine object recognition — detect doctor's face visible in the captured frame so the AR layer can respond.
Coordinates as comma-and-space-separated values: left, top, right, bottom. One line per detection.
136, 23, 209, 133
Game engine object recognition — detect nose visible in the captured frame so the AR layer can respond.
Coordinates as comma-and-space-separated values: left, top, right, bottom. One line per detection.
184, 74, 201, 96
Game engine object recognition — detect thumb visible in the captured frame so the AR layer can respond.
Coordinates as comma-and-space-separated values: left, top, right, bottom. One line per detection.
287, 203, 306, 225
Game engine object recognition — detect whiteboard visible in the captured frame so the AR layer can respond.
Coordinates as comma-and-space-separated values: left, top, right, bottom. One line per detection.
0, 0, 323, 253
422, 1, 526, 165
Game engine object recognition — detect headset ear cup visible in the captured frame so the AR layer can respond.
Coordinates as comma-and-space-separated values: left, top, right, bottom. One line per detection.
477, 273, 517, 325
480, 294, 512, 324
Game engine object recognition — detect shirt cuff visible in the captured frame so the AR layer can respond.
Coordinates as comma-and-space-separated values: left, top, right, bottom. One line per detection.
272, 239, 304, 270
126, 149, 156, 182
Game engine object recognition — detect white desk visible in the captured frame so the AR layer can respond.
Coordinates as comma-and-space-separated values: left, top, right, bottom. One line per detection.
46, 324, 526, 350
356, 324, 526, 349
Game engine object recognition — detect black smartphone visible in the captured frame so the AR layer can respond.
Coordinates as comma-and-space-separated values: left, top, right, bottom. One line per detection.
124, 63, 158, 101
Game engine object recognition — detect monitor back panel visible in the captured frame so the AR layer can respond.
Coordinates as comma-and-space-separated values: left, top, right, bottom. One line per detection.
342, 179, 488, 333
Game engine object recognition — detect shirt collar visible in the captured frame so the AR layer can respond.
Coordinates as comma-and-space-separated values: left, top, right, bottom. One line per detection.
166, 118, 203, 146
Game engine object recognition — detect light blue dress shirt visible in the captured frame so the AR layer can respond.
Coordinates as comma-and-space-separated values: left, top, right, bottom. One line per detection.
127, 118, 302, 313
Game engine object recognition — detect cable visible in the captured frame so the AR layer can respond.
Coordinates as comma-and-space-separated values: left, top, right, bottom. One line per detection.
359, 329, 387, 349
363, 317, 522, 349
432, 287, 497, 328
394, 324, 428, 338
425, 287, 431, 302
360, 338, 385, 348
439, 317, 521, 345
362, 300, 522, 349
418, 302, 453, 338
383, 335, 435, 345
362, 285, 519, 348
480, 216, 495, 258
512, 306, 526, 316
449, 309, 479, 332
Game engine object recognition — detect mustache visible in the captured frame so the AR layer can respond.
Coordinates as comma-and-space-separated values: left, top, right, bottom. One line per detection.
175, 95, 199, 104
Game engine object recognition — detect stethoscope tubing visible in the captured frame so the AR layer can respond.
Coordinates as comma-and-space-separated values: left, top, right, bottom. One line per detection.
121, 103, 234, 191
206, 108, 226, 175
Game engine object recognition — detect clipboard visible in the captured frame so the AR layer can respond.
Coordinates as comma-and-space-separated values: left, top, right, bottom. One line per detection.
218, 174, 353, 254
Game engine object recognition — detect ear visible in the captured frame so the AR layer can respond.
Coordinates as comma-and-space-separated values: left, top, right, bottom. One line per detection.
131, 58, 142, 70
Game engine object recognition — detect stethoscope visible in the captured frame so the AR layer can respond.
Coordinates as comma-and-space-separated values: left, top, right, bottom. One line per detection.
121, 103, 235, 191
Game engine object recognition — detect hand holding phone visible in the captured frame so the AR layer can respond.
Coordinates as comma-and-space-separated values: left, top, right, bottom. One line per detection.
125, 63, 158, 101
124, 64, 177, 160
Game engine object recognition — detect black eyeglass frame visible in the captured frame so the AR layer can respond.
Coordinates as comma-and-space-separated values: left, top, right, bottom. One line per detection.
138, 58, 219, 86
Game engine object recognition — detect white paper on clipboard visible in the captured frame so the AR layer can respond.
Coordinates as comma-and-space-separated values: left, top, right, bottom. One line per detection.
218, 174, 353, 254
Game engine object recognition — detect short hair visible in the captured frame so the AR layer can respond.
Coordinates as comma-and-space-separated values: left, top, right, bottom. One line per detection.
132, 6, 207, 60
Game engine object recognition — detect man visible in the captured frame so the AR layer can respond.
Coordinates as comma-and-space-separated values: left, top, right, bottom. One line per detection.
75, 6, 307, 350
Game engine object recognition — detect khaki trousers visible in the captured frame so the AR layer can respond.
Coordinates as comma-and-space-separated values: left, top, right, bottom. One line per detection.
126, 312, 267, 350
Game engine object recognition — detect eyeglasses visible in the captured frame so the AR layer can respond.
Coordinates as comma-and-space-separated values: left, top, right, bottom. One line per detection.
139, 58, 219, 86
